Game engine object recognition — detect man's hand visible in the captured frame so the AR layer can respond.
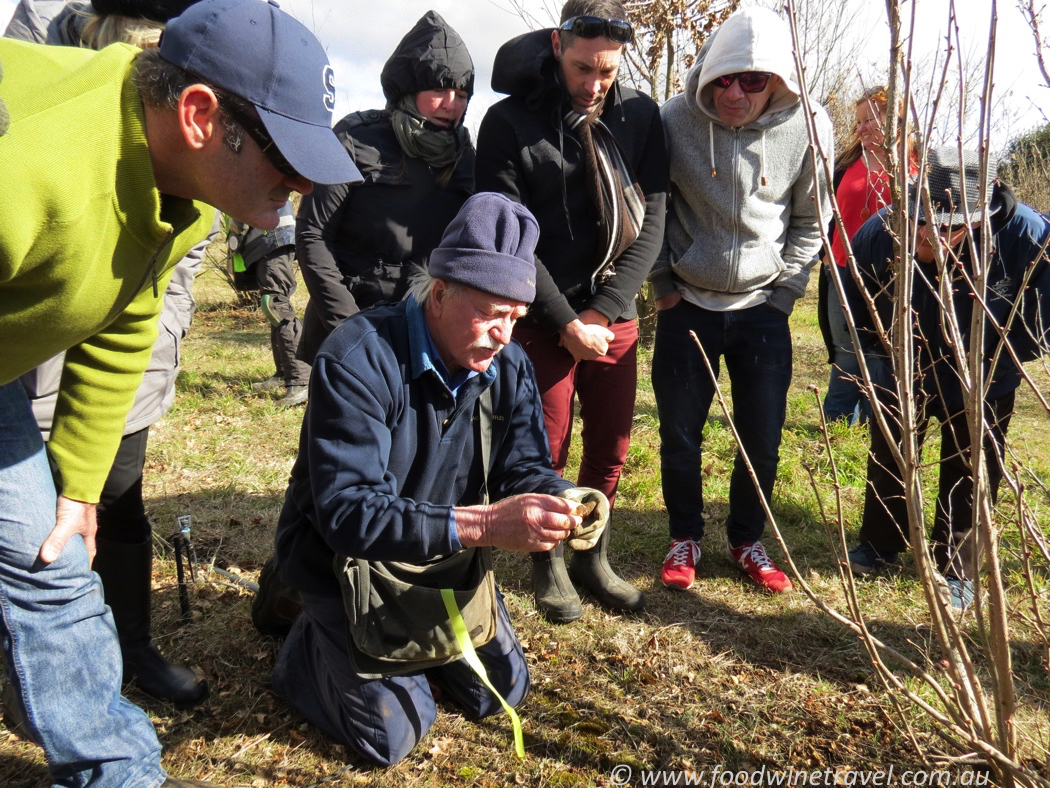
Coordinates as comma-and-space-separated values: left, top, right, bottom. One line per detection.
455, 494, 584, 552
654, 292, 682, 311
39, 497, 98, 565
558, 310, 614, 362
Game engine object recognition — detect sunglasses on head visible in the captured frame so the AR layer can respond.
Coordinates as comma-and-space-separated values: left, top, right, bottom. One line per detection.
222, 101, 299, 178
713, 72, 774, 93
559, 15, 634, 45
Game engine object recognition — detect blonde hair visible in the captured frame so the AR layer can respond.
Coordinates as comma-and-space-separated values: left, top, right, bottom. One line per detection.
77, 8, 163, 50
836, 84, 921, 178
837, 86, 891, 173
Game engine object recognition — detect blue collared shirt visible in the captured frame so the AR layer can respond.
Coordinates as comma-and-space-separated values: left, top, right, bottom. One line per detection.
404, 296, 497, 550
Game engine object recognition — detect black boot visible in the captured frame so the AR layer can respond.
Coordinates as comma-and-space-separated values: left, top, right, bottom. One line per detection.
93, 536, 209, 708
531, 542, 582, 623
569, 523, 644, 613
251, 556, 302, 639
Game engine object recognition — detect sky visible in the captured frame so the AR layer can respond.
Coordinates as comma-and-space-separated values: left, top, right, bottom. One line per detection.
1, 0, 1046, 149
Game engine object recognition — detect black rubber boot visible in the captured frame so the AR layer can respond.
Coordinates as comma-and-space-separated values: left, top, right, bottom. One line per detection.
531, 542, 582, 623
93, 536, 209, 708
569, 523, 644, 613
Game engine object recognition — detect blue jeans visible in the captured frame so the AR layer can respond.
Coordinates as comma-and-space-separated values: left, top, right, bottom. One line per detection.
273, 589, 530, 767
651, 301, 792, 546
0, 381, 165, 787
822, 277, 871, 424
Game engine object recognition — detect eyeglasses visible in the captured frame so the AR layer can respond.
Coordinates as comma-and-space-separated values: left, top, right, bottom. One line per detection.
916, 219, 969, 234
559, 15, 634, 45
222, 101, 300, 178
712, 72, 774, 93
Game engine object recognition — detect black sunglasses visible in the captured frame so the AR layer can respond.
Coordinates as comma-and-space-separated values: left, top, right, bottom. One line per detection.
559, 15, 634, 45
713, 72, 774, 93
222, 101, 299, 178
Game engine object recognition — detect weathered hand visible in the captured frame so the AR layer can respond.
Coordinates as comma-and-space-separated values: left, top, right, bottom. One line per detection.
456, 494, 581, 553
39, 496, 98, 565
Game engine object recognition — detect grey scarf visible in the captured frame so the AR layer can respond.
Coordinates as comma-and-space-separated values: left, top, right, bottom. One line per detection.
391, 95, 470, 179
564, 108, 646, 290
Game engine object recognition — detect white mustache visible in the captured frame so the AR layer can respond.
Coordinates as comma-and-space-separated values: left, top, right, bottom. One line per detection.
470, 335, 503, 352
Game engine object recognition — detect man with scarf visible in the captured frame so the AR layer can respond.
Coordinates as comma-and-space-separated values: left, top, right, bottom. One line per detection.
476, 0, 668, 624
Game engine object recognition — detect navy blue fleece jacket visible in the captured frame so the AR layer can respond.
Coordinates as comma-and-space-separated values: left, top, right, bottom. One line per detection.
845, 193, 1050, 412
275, 296, 572, 596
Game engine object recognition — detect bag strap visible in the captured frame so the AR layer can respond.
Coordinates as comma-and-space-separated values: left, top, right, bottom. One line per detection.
478, 386, 493, 505
440, 385, 526, 757
442, 588, 525, 758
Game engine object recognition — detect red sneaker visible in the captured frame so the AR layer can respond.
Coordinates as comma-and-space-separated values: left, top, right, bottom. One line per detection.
727, 541, 793, 594
661, 539, 702, 590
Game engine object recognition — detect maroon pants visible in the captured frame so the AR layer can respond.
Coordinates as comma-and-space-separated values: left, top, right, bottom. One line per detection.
512, 320, 638, 505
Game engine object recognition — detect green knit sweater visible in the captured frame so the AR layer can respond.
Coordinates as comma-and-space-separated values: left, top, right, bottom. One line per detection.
0, 39, 213, 503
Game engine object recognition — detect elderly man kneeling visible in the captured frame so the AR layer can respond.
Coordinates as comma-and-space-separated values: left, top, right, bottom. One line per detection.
269, 192, 608, 765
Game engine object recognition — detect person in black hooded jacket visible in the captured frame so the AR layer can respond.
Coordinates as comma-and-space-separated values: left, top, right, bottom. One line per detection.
295, 10, 475, 363
475, 0, 668, 624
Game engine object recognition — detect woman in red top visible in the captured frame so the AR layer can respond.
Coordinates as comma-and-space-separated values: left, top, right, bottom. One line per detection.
820, 86, 915, 423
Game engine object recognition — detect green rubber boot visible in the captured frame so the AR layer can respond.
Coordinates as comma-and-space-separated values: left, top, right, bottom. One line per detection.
531, 542, 582, 623
569, 524, 644, 613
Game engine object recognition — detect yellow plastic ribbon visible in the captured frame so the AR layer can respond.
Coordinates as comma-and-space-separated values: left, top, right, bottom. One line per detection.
441, 588, 525, 758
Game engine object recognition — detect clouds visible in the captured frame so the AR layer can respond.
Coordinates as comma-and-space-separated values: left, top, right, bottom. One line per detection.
0, 0, 1044, 145
277, 0, 550, 135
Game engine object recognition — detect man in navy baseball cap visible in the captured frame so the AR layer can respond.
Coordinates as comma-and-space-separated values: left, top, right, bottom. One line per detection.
158, 0, 360, 187
0, 1, 356, 784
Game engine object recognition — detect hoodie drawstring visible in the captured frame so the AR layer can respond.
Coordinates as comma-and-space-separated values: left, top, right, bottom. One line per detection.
760, 130, 768, 186
709, 121, 769, 186
709, 120, 717, 178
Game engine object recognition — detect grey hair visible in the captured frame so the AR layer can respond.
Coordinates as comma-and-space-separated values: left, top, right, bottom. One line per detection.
133, 49, 246, 153
407, 266, 460, 307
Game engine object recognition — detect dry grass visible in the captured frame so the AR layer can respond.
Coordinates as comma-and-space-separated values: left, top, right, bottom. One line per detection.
1, 268, 1048, 787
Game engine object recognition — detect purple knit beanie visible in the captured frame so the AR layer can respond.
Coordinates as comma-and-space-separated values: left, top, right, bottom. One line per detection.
429, 193, 539, 304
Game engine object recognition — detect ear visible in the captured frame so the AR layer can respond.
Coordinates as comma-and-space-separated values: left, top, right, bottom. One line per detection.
429, 279, 449, 315
176, 84, 222, 151
551, 29, 562, 60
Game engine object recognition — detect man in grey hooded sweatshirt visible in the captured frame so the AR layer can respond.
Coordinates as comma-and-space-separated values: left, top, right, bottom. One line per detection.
650, 6, 832, 595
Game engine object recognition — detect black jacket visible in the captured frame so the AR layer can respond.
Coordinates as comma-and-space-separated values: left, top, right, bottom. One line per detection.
295, 11, 474, 362
844, 187, 1050, 413
475, 30, 668, 333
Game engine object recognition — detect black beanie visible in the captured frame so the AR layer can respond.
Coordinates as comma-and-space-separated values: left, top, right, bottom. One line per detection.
429, 193, 539, 304
90, 0, 199, 23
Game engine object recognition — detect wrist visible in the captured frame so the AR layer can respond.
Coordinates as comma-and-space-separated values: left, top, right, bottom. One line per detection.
579, 308, 610, 327
559, 318, 584, 338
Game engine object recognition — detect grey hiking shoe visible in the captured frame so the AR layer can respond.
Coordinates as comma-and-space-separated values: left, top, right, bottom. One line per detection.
847, 542, 899, 575
946, 577, 975, 612
276, 385, 308, 409
252, 374, 284, 392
